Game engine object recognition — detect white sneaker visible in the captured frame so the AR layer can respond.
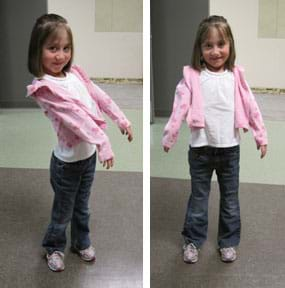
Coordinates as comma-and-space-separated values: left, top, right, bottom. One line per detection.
71, 245, 96, 262
220, 247, 237, 262
46, 251, 65, 272
183, 243, 199, 263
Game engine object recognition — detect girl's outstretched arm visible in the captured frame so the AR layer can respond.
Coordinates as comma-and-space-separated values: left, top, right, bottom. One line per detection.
90, 82, 131, 130
162, 78, 191, 150
238, 71, 268, 149
91, 83, 134, 144
71, 65, 132, 137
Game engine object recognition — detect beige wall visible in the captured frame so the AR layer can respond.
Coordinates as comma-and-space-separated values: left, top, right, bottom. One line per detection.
210, 0, 285, 88
48, 0, 142, 78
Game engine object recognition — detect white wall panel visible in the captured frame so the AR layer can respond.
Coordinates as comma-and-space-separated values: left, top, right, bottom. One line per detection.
48, 0, 142, 78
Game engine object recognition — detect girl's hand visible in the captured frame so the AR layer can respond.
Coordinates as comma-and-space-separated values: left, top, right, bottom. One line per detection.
163, 146, 170, 153
102, 157, 114, 169
258, 145, 267, 159
120, 126, 133, 142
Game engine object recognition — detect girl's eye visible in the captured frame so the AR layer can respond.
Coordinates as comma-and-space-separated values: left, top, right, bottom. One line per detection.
64, 47, 71, 52
203, 43, 212, 49
48, 47, 57, 52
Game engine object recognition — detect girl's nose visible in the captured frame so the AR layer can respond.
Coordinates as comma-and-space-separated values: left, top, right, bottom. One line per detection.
211, 46, 219, 55
55, 51, 64, 60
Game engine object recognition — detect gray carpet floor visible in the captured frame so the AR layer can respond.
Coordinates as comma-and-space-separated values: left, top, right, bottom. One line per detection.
0, 168, 142, 288
151, 177, 285, 288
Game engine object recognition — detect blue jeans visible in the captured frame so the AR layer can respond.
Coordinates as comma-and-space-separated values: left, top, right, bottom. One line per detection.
42, 152, 96, 254
182, 145, 240, 249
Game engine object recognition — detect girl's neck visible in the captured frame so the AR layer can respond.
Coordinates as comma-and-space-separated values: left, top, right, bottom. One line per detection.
205, 65, 226, 73
204, 67, 228, 76
45, 71, 66, 78
44, 72, 68, 80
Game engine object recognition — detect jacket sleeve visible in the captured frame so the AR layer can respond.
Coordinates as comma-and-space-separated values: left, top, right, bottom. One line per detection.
90, 82, 131, 129
33, 87, 114, 162
243, 79, 268, 147
162, 78, 191, 149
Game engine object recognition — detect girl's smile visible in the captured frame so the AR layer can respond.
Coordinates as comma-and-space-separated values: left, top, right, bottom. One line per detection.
201, 28, 230, 72
42, 28, 71, 77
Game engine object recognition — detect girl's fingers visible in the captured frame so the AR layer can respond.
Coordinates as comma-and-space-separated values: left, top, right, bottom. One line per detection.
163, 146, 169, 152
104, 158, 114, 169
126, 127, 133, 142
127, 132, 133, 142
258, 145, 267, 159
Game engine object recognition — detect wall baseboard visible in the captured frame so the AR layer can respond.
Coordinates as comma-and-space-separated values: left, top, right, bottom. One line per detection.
91, 78, 143, 84
252, 87, 285, 95
0, 100, 38, 108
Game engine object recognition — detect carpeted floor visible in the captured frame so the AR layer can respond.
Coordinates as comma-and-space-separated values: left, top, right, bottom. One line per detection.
0, 168, 142, 288
151, 177, 285, 288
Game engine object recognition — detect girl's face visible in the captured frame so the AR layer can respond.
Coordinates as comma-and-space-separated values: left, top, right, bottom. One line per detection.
201, 27, 230, 72
42, 27, 72, 77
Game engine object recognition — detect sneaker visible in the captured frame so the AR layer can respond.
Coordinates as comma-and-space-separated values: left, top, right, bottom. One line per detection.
46, 251, 65, 272
71, 245, 96, 262
219, 247, 237, 262
183, 243, 199, 263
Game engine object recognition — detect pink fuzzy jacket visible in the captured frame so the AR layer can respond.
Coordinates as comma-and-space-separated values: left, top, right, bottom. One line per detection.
162, 65, 268, 148
27, 65, 131, 162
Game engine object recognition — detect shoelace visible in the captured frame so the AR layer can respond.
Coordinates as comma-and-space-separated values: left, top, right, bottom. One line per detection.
50, 252, 63, 263
221, 247, 235, 256
186, 243, 197, 253
80, 246, 95, 256
221, 247, 234, 252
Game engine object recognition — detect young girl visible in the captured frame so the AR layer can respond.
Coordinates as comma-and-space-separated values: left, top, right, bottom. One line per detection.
27, 14, 133, 272
162, 15, 267, 263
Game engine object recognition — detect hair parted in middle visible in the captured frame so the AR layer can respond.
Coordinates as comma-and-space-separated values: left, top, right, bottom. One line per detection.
191, 15, 236, 71
28, 13, 74, 77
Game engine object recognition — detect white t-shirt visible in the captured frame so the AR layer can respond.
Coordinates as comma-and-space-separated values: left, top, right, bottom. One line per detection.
190, 68, 240, 147
44, 73, 97, 162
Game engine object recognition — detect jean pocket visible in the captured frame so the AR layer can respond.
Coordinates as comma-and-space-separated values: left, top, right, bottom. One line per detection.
189, 147, 203, 162
226, 146, 240, 160
53, 156, 66, 169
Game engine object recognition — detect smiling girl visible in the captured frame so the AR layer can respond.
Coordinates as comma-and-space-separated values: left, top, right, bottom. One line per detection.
27, 14, 133, 272
162, 15, 267, 263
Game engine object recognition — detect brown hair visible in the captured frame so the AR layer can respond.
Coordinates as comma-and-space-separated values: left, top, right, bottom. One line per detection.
191, 15, 236, 71
28, 14, 74, 77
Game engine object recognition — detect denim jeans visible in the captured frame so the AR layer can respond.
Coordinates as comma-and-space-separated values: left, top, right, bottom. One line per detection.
42, 152, 96, 254
182, 145, 240, 249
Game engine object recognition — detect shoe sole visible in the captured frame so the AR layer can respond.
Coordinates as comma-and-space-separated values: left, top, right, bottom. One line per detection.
183, 259, 198, 264
47, 265, 65, 272
221, 257, 237, 263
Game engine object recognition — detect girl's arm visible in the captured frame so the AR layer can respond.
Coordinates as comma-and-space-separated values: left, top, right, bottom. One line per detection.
71, 65, 132, 141
89, 82, 133, 142
90, 82, 131, 130
162, 78, 191, 150
243, 80, 268, 152
33, 89, 114, 163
